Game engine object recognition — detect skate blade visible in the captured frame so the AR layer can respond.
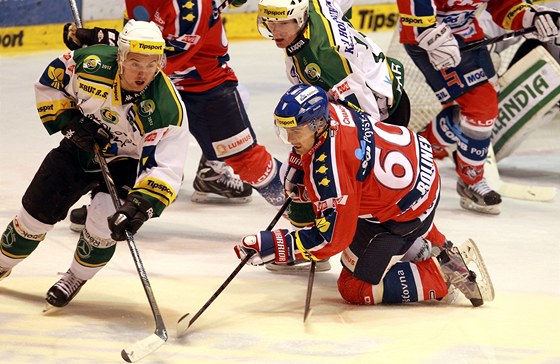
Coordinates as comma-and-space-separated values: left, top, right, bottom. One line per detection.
69, 223, 85, 233
459, 198, 501, 215
459, 239, 495, 302
42, 302, 62, 315
265, 261, 331, 274
191, 191, 252, 204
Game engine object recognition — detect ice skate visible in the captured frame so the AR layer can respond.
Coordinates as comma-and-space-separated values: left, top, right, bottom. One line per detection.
44, 270, 87, 312
436, 239, 494, 306
192, 155, 252, 204
69, 205, 87, 232
265, 258, 331, 273
0, 267, 12, 281
456, 178, 502, 215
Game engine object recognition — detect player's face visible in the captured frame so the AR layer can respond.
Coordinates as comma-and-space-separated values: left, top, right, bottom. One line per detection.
120, 53, 160, 92
267, 20, 301, 48
284, 124, 317, 155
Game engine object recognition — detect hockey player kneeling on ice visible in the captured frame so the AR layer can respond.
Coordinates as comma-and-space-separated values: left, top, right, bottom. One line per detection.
234, 84, 495, 306
0, 21, 189, 310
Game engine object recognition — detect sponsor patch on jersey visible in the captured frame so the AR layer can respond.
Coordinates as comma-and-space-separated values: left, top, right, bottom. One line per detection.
400, 14, 435, 27
304, 63, 321, 81
435, 88, 451, 102
464, 68, 487, 87
83, 55, 102, 73
78, 80, 110, 99
213, 128, 255, 158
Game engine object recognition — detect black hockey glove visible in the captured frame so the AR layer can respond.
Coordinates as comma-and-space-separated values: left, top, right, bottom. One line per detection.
108, 194, 154, 241
61, 115, 112, 152
63, 23, 119, 50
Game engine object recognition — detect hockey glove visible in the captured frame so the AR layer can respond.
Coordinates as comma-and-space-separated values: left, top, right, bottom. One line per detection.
62, 115, 112, 152
523, 6, 560, 42
234, 229, 295, 266
283, 151, 309, 202
108, 194, 154, 241
63, 23, 119, 50
417, 23, 461, 70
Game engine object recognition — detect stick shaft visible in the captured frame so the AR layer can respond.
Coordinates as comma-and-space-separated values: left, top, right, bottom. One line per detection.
67, 0, 83, 27
460, 27, 536, 52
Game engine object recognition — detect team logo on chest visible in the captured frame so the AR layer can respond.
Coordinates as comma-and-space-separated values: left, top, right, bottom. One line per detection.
101, 108, 119, 124
304, 63, 321, 81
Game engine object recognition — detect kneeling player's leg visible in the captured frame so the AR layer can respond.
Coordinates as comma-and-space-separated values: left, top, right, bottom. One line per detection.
337, 258, 448, 305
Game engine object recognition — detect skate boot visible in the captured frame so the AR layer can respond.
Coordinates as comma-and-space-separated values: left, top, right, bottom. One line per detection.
192, 155, 252, 203
436, 239, 494, 306
456, 178, 502, 215
45, 270, 87, 309
69, 205, 88, 232
0, 267, 12, 281
265, 258, 331, 273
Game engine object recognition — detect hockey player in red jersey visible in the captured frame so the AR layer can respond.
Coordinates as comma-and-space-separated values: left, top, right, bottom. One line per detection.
64, 0, 285, 209
234, 84, 494, 306
396, 0, 560, 214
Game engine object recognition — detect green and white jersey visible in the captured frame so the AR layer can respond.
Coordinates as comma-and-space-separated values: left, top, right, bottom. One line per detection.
284, 0, 404, 121
34, 45, 189, 215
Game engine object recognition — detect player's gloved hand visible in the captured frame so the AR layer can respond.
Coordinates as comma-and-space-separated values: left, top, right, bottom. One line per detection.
63, 23, 82, 50
283, 151, 309, 202
63, 23, 119, 50
523, 5, 560, 42
417, 23, 461, 70
62, 115, 112, 152
234, 229, 294, 266
108, 194, 154, 241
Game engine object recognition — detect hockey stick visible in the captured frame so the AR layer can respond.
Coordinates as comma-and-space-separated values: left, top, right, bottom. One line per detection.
94, 146, 168, 363
176, 196, 293, 338
484, 144, 557, 201
67, 0, 83, 27
460, 27, 536, 52
303, 260, 316, 323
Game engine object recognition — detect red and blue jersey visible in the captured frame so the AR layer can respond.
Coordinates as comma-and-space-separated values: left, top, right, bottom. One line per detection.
288, 103, 441, 260
396, 0, 532, 44
126, 0, 238, 92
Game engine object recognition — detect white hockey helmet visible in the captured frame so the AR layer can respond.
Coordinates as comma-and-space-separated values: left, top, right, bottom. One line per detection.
257, 0, 309, 39
117, 19, 165, 61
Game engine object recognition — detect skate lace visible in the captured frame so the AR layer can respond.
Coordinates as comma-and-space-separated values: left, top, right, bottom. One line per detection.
204, 160, 245, 191
216, 170, 245, 191
469, 178, 492, 196
56, 271, 85, 296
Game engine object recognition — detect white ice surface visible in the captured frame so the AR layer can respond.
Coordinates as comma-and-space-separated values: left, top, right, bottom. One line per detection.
0, 32, 559, 363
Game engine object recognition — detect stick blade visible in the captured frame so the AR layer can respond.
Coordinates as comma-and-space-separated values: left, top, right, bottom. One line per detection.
303, 308, 313, 324
176, 313, 191, 338
498, 182, 557, 202
121, 332, 167, 363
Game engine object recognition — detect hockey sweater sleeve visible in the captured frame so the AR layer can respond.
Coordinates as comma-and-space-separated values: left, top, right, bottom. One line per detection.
35, 52, 81, 135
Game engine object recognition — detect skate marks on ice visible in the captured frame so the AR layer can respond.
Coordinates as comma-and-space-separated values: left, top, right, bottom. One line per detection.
1, 274, 559, 363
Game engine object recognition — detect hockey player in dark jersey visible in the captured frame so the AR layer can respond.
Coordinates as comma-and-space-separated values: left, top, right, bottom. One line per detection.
0, 21, 189, 310
234, 84, 495, 306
